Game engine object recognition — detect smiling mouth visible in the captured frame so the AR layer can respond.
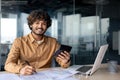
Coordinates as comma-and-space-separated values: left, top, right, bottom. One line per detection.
37, 28, 43, 32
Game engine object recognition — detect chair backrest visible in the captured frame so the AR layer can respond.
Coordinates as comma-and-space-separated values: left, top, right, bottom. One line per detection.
0, 43, 11, 71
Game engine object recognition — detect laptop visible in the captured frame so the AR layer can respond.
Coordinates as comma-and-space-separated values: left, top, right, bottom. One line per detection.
67, 44, 108, 76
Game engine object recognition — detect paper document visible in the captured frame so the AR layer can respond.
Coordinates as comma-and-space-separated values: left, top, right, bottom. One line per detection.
58, 76, 79, 80
21, 68, 78, 80
0, 68, 78, 80
0, 73, 21, 80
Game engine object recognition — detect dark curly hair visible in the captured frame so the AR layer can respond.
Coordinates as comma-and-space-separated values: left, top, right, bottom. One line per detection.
27, 9, 52, 30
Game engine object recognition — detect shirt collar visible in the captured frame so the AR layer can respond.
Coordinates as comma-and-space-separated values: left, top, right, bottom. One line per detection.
28, 33, 47, 44
29, 33, 35, 43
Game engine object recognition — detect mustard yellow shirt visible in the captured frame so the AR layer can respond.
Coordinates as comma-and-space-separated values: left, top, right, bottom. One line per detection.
5, 33, 70, 73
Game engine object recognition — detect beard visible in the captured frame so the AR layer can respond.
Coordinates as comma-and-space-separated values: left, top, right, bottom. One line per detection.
31, 28, 46, 36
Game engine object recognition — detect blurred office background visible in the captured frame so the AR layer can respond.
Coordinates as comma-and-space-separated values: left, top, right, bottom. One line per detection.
0, 0, 120, 71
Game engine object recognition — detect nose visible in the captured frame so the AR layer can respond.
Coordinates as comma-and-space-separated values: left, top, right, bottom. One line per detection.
38, 22, 42, 28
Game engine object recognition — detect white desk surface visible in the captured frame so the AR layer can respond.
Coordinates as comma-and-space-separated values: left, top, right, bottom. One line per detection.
75, 64, 120, 80
0, 64, 120, 80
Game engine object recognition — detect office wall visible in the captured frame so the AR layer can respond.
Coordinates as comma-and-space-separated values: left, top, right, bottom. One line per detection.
0, 0, 120, 70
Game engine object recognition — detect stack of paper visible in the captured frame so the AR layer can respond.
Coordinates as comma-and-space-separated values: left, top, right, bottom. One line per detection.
0, 68, 79, 80
0, 73, 21, 80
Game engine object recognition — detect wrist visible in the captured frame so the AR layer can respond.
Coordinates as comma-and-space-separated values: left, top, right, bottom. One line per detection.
62, 60, 71, 68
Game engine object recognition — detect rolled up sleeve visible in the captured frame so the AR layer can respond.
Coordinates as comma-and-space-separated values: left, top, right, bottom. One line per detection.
4, 38, 24, 73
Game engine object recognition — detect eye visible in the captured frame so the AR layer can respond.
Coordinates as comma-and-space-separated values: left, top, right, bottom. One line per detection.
43, 22, 47, 25
36, 22, 39, 24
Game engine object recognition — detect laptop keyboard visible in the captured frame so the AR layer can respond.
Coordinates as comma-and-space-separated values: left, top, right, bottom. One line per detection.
76, 66, 92, 73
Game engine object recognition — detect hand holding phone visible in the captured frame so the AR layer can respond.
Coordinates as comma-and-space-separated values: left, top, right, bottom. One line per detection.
54, 44, 72, 57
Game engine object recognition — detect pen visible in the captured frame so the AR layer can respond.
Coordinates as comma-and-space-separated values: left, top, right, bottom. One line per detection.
25, 61, 37, 73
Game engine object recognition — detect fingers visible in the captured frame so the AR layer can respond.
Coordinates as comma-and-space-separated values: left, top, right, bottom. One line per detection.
56, 51, 70, 64
25, 66, 34, 74
20, 65, 36, 75
58, 51, 70, 60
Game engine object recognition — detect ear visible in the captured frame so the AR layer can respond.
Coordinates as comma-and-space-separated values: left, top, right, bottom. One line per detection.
29, 25, 32, 30
30, 25, 32, 28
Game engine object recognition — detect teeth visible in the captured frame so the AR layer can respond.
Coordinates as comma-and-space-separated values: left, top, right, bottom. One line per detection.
38, 29, 42, 31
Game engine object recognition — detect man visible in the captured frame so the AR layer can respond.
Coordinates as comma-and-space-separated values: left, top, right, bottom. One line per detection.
4, 9, 71, 75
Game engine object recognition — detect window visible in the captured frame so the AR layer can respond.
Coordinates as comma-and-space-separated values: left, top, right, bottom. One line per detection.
1, 18, 17, 43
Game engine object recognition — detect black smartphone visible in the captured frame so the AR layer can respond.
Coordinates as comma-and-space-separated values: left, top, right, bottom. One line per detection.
54, 44, 72, 56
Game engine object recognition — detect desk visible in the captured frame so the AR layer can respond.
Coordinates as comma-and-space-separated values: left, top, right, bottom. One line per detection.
75, 64, 120, 80
0, 64, 120, 80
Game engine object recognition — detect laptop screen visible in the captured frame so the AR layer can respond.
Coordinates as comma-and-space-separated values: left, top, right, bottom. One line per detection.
90, 44, 108, 75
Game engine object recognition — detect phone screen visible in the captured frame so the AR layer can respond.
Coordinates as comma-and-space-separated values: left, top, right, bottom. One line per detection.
54, 44, 72, 56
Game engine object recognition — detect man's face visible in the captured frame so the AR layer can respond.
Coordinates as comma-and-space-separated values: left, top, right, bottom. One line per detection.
31, 20, 47, 36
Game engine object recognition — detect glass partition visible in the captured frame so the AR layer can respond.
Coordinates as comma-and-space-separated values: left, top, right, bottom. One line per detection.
0, 0, 120, 70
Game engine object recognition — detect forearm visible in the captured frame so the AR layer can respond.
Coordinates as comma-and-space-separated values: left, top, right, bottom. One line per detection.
4, 38, 23, 73
5, 62, 23, 74
4, 53, 23, 73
